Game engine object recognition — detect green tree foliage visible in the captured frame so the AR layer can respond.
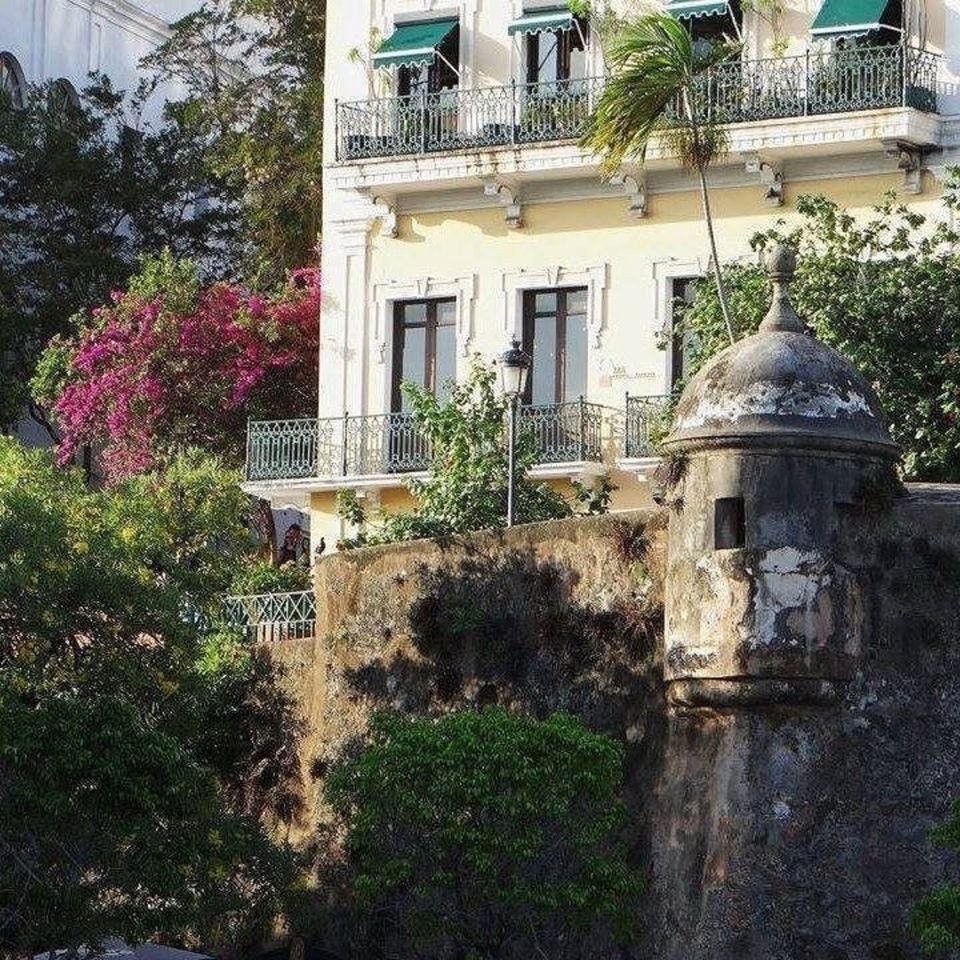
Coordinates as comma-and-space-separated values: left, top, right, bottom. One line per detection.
0, 687, 295, 957
678, 189, 960, 481
325, 708, 641, 959
912, 799, 960, 953
580, 12, 739, 342
0, 439, 304, 954
143, 0, 325, 280
336, 362, 578, 547
0, 76, 239, 433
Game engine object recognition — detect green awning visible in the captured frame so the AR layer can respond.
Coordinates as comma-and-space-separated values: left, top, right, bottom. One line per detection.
811, 0, 892, 36
508, 7, 575, 36
667, 0, 730, 18
372, 18, 459, 70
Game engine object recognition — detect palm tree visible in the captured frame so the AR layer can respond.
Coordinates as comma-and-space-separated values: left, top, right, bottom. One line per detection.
582, 13, 740, 344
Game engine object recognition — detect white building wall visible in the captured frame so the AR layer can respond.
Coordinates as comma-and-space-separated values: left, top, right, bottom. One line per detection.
0, 0, 199, 120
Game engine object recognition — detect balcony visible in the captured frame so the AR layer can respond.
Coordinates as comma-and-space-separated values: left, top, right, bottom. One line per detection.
246, 398, 670, 485
335, 44, 938, 163
624, 394, 672, 460
220, 590, 316, 643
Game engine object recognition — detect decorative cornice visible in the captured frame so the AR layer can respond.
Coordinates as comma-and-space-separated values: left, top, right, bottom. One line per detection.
373, 274, 477, 362
329, 107, 944, 195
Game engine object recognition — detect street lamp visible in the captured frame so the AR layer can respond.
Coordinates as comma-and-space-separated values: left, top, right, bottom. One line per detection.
499, 339, 530, 528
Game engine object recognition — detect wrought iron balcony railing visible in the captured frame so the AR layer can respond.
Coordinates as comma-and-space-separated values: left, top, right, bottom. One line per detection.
246, 400, 613, 482
625, 395, 672, 459
220, 589, 316, 643
336, 44, 938, 162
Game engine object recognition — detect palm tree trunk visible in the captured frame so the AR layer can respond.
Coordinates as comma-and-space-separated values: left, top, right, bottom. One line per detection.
696, 165, 735, 345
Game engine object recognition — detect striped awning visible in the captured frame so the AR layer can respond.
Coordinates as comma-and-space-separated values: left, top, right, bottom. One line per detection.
667, 0, 730, 18
508, 7, 575, 36
810, 0, 893, 36
371, 18, 459, 70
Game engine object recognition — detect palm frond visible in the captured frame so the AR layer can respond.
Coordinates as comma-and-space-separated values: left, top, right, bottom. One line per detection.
581, 12, 739, 175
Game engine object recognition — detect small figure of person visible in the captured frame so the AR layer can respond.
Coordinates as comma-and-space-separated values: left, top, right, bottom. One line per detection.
279, 522, 308, 565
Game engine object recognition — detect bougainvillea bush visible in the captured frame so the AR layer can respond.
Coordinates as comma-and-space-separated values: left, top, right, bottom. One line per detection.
33, 250, 319, 480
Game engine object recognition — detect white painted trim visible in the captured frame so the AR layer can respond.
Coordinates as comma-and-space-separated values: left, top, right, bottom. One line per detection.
372, 273, 478, 410
499, 263, 609, 348
651, 257, 706, 391
614, 456, 662, 479
329, 106, 942, 193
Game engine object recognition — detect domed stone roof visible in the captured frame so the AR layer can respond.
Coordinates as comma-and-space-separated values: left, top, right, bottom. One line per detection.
662, 246, 898, 458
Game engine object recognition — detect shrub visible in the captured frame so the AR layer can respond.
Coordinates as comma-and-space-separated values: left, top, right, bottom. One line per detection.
325, 708, 641, 959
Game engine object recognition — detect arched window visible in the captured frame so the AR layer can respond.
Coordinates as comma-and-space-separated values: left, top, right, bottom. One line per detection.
48, 78, 80, 121
0, 52, 26, 110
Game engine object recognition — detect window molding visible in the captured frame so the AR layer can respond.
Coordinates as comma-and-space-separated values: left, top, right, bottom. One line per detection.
373, 274, 477, 369
651, 256, 705, 388
499, 263, 608, 348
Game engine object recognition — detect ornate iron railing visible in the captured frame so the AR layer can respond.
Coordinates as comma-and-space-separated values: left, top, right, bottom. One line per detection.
246, 401, 611, 481
520, 399, 605, 464
336, 44, 938, 161
624, 395, 672, 459
246, 418, 327, 481
220, 590, 316, 643
338, 76, 603, 160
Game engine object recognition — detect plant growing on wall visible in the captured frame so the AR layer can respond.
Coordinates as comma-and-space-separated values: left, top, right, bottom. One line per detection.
325, 708, 642, 959
580, 12, 740, 343
912, 799, 960, 952
675, 184, 960, 482
336, 361, 588, 547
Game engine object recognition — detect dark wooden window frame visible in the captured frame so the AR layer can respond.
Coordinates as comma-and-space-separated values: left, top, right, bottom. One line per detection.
521, 286, 588, 406
525, 21, 587, 85
670, 276, 700, 390
391, 297, 457, 412
398, 25, 461, 96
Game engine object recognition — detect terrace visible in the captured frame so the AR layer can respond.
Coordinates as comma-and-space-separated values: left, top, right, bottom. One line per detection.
245, 396, 669, 485
336, 44, 939, 163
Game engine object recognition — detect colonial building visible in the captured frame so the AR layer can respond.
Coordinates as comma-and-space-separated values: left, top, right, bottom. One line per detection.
243, 0, 960, 549
0, 0, 196, 121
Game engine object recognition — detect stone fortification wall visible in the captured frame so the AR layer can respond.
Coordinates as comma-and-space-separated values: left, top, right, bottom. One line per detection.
272, 489, 960, 959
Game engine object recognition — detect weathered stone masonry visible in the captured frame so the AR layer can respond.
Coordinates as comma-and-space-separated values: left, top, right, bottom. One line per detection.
272, 248, 960, 959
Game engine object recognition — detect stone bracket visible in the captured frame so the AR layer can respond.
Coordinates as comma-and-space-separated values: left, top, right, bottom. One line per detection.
881, 139, 925, 195
744, 153, 784, 207
483, 178, 523, 229
371, 195, 398, 238
609, 171, 647, 219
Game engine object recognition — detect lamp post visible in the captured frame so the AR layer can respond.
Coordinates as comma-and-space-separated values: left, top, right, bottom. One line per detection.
499, 339, 531, 528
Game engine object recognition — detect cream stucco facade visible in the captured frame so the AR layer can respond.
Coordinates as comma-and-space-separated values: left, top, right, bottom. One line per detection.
244, 0, 960, 552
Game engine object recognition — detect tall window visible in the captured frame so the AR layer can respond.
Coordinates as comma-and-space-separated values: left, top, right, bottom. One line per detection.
391, 299, 457, 412
521, 288, 588, 406
684, 1, 742, 45
670, 277, 699, 390
398, 25, 460, 96
526, 21, 588, 85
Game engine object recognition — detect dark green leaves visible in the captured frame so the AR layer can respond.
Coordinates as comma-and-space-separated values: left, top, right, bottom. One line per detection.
325, 708, 641, 958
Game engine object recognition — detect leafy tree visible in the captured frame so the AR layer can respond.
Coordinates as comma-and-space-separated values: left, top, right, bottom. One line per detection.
325, 708, 641, 960
0, 76, 239, 434
143, 0, 326, 280
0, 438, 304, 954
32, 250, 320, 481
678, 189, 960, 481
913, 799, 960, 953
336, 361, 575, 547
581, 13, 739, 342
0, 685, 297, 958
